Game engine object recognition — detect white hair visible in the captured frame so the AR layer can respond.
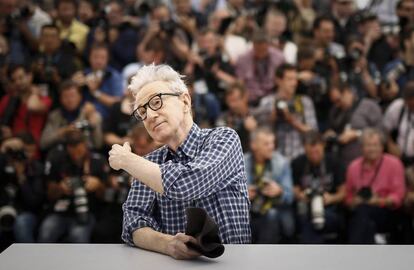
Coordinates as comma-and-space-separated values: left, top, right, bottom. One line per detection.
128, 64, 188, 97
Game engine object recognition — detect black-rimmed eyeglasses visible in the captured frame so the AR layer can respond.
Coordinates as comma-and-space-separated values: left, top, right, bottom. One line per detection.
132, 93, 181, 121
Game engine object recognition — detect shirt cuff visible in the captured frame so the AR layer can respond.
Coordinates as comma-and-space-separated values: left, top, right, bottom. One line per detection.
122, 217, 160, 246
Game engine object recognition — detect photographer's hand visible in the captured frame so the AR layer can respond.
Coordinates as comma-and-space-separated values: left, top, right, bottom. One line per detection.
248, 185, 258, 201
350, 195, 363, 209
262, 181, 283, 198
60, 178, 72, 196
244, 115, 257, 131
83, 175, 102, 193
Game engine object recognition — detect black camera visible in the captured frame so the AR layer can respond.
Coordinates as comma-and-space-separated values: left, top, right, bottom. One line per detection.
68, 176, 89, 224
357, 186, 373, 201
5, 148, 26, 162
160, 19, 176, 36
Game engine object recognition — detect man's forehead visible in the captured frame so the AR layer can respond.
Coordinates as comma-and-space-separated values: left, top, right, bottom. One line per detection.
135, 81, 171, 104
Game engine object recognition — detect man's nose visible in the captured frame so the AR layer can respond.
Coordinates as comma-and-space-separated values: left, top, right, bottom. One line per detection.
146, 106, 159, 120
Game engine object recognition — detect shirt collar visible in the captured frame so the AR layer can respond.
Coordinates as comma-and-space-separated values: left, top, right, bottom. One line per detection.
163, 123, 201, 161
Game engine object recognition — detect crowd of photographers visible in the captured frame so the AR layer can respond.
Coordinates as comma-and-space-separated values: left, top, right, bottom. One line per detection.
1, 0, 414, 249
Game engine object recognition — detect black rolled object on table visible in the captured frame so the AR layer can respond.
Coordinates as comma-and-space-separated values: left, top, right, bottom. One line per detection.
185, 207, 225, 258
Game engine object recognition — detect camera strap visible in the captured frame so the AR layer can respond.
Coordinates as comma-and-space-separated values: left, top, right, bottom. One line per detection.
360, 156, 384, 189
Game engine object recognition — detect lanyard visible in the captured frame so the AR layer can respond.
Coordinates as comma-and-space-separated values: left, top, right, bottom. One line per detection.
360, 156, 384, 188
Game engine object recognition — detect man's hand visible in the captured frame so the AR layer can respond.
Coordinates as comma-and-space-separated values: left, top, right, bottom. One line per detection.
261, 180, 283, 198
248, 185, 258, 201
108, 142, 133, 170
83, 175, 102, 193
165, 233, 202, 260
244, 115, 257, 131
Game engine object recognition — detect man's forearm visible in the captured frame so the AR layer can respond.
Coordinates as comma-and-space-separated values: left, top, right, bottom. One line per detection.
133, 227, 172, 255
123, 153, 164, 194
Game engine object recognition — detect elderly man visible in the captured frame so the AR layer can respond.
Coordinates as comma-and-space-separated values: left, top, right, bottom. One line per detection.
108, 64, 250, 259
345, 128, 406, 244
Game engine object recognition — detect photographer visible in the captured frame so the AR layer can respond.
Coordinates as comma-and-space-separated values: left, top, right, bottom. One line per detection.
40, 80, 102, 152
137, 3, 190, 72
292, 131, 346, 244
216, 82, 258, 152
325, 81, 382, 167
346, 128, 406, 244
71, 43, 123, 119
244, 127, 295, 243
0, 134, 44, 243
184, 28, 236, 124
257, 63, 318, 160
0, 64, 52, 146
0, 0, 38, 64
343, 36, 379, 99
382, 25, 414, 95
31, 24, 78, 107
235, 29, 284, 106
55, 0, 89, 53
38, 129, 108, 243
383, 81, 414, 166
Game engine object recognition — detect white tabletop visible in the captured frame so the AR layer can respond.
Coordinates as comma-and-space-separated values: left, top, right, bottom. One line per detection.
1, 244, 413, 270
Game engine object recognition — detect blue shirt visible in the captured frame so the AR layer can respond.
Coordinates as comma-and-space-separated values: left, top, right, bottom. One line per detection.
122, 123, 251, 245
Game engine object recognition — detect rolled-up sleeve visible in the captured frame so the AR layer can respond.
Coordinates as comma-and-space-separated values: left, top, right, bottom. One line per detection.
160, 128, 244, 201
122, 180, 160, 246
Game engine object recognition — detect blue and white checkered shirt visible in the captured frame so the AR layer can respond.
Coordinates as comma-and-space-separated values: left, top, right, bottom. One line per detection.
122, 123, 251, 245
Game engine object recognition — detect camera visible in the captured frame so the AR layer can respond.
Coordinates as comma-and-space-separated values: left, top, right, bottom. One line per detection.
357, 186, 373, 201
160, 19, 176, 36
5, 148, 26, 162
74, 120, 92, 131
251, 174, 281, 215
104, 173, 131, 204
305, 179, 325, 230
68, 177, 89, 224
380, 62, 406, 90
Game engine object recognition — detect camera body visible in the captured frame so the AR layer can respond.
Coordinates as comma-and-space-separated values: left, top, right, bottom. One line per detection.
68, 176, 89, 224
74, 120, 92, 131
357, 186, 373, 202
160, 19, 176, 36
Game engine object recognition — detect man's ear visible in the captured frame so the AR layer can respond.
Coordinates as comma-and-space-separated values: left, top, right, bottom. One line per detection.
182, 93, 192, 113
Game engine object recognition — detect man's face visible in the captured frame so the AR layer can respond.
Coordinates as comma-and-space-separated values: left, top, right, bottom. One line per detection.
67, 142, 87, 163
277, 70, 298, 97
198, 32, 218, 55
333, 0, 355, 18
225, 89, 247, 114
151, 5, 170, 22
106, 2, 123, 26
89, 48, 108, 71
253, 42, 269, 60
340, 89, 354, 109
135, 81, 188, 144
264, 14, 286, 37
362, 134, 383, 161
60, 87, 82, 111
251, 132, 275, 160
315, 20, 335, 46
40, 27, 61, 53
57, 2, 76, 24
174, 0, 191, 14
11, 67, 31, 92
305, 142, 325, 165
